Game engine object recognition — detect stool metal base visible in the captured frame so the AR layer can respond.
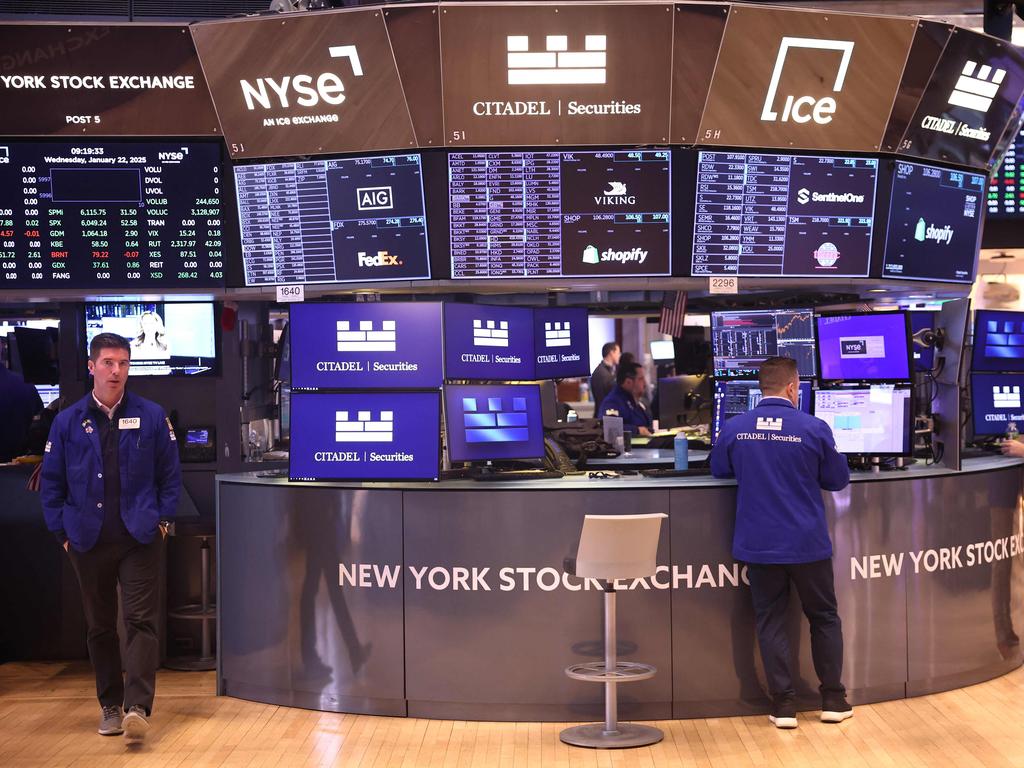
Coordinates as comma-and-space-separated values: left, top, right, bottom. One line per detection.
559, 723, 664, 749
163, 655, 216, 672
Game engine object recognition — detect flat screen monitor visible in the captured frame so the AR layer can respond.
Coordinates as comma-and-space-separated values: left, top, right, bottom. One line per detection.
0, 140, 225, 288
816, 312, 912, 382
444, 384, 544, 463
650, 340, 675, 362
972, 309, 1024, 372
35, 384, 59, 407
987, 126, 1022, 217
289, 391, 440, 481
84, 302, 217, 376
971, 373, 1024, 436
711, 308, 816, 379
444, 304, 534, 381
11, 326, 59, 384
814, 385, 913, 455
449, 150, 671, 278
711, 380, 813, 444
910, 311, 937, 372
882, 161, 985, 283
692, 152, 878, 277
533, 307, 589, 379
235, 153, 429, 286
289, 302, 443, 390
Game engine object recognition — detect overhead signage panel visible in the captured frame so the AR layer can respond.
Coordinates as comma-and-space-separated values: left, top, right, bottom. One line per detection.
191, 9, 415, 159
670, 3, 729, 144
439, 2, 673, 147
0, 24, 219, 136
384, 5, 444, 147
899, 27, 1024, 170
697, 6, 917, 152
881, 20, 952, 153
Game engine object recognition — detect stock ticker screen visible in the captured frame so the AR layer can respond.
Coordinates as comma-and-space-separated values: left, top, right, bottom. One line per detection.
988, 126, 1023, 217
449, 150, 671, 279
692, 152, 878, 277
711, 308, 817, 378
0, 141, 225, 288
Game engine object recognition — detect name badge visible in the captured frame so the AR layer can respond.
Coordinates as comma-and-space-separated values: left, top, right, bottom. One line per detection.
119, 417, 141, 430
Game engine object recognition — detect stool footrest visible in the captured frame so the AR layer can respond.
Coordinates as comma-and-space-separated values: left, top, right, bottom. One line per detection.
564, 662, 656, 683
169, 603, 217, 621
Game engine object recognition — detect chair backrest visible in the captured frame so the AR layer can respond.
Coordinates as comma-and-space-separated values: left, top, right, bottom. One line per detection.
574, 513, 666, 581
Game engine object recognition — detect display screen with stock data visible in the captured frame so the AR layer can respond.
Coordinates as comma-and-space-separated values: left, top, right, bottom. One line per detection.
449, 150, 670, 279
711, 308, 817, 378
692, 152, 878, 277
0, 141, 224, 288
987, 126, 1022, 217
235, 153, 430, 286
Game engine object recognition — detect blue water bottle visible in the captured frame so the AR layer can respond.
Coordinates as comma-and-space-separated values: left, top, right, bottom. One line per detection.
673, 432, 689, 470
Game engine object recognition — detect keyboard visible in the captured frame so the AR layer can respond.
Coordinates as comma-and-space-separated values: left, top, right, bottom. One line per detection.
640, 467, 711, 478
472, 469, 565, 482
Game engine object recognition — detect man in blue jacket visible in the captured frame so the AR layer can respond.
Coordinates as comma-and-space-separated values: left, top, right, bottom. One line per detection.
41, 332, 180, 743
710, 356, 851, 729
598, 361, 652, 435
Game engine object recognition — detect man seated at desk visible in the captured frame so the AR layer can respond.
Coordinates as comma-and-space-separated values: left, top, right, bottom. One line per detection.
598, 361, 652, 436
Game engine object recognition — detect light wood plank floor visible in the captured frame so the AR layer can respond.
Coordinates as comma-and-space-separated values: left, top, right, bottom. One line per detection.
3, 662, 1024, 767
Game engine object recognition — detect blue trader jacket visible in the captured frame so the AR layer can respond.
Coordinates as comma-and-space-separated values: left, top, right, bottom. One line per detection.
41, 391, 181, 552
599, 386, 652, 434
710, 396, 850, 564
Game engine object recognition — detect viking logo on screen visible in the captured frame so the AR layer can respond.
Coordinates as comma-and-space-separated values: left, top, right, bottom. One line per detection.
239, 44, 363, 110
357, 186, 392, 211
337, 320, 396, 352
473, 319, 509, 348
949, 60, 1006, 114
506, 34, 606, 85
594, 181, 636, 206
462, 396, 530, 444
756, 417, 784, 432
797, 188, 864, 205
335, 410, 393, 443
544, 321, 572, 348
761, 37, 855, 125
993, 386, 1022, 409
357, 251, 402, 268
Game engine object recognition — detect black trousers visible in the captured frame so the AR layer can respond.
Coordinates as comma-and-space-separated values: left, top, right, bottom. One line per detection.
67, 536, 160, 715
747, 558, 845, 701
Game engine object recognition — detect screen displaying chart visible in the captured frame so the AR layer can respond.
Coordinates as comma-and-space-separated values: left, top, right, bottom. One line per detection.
711, 308, 816, 378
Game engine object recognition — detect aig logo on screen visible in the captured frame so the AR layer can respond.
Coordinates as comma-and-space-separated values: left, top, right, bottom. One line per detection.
357, 186, 393, 211
761, 37, 855, 125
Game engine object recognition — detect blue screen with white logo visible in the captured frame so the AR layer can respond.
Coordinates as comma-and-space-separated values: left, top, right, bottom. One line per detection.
533, 307, 590, 379
972, 310, 1024, 372
235, 153, 430, 286
971, 373, 1024, 436
289, 302, 443, 389
444, 304, 535, 381
816, 313, 911, 382
444, 384, 544, 462
289, 391, 440, 481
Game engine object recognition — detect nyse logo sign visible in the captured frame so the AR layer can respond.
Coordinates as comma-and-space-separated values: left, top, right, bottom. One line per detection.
506, 34, 607, 85
761, 37, 855, 125
239, 45, 363, 111
357, 186, 393, 211
335, 410, 394, 443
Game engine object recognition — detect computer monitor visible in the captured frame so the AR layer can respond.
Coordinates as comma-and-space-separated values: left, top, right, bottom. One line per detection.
444, 384, 544, 462
35, 384, 60, 407
816, 312, 912, 382
650, 339, 675, 362
711, 380, 813, 444
813, 386, 913, 455
657, 374, 711, 428
10, 326, 59, 384
970, 373, 1024, 437
443, 304, 534, 381
971, 309, 1024, 372
711, 308, 816, 378
533, 307, 590, 379
910, 311, 937, 372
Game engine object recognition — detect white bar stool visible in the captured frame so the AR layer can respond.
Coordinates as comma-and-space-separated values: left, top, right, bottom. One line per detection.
560, 512, 667, 749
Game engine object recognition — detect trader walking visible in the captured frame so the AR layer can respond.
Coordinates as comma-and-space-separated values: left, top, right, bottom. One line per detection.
41, 332, 181, 743
710, 356, 852, 729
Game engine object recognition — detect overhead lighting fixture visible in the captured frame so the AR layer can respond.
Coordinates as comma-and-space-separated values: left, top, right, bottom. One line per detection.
867, 288, 888, 293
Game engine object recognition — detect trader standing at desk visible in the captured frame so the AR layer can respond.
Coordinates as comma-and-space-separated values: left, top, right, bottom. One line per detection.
590, 341, 620, 413
598, 361, 652, 436
710, 357, 851, 730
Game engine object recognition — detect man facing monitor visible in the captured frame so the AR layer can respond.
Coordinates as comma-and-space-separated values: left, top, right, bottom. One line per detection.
710, 357, 852, 729
598, 361, 652, 436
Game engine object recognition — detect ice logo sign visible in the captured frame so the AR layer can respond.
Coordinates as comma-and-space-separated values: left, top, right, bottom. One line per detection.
337, 320, 397, 352
462, 396, 529, 443
756, 417, 784, 431
506, 34, 607, 85
544, 321, 571, 348
472, 319, 510, 348
948, 60, 1006, 114
761, 37, 855, 125
335, 410, 394, 443
993, 385, 1022, 409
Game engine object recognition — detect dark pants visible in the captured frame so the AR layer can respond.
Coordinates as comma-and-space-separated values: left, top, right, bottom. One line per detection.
68, 536, 160, 715
747, 558, 845, 701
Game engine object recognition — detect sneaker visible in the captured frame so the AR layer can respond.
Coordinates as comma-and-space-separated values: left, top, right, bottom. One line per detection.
122, 705, 150, 743
820, 694, 853, 723
768, 696, 798, 729
98, 705, 123, 736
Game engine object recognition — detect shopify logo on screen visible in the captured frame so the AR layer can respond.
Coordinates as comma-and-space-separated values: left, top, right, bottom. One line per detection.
239, 44, 363, 110
948, 60, 1006, 114
914, 218, 954, 245
336, 319, 397, 352
761, 37, 855, 125
335, 410, 394, 443
506, 34, 606, 85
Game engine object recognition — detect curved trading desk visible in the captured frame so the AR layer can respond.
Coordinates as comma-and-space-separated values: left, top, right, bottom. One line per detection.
216, 457, 1024, 721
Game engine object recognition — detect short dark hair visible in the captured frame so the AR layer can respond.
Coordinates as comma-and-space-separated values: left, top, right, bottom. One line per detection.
601, 342, 620, 359
616, 361, 642, 387
89, 333, 131, 362
758, 357, 798, 394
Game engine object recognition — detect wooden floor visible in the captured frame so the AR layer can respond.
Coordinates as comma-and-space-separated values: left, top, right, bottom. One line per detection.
3, 663, 1024, 767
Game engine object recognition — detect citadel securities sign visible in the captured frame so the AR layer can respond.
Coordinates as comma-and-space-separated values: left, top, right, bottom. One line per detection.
190, 8, 416, 159
0, 24, 219, 136
698, 5, 917, 152
439, 3, 673, 146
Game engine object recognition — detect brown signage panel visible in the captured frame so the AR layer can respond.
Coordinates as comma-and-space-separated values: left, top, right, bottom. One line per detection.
670, 2, 729, 144
384, 4, 444, 147
881, 20, 952, 153
192, 9, 415, 159
440, 2, 673, 147
698, 6, 917, 152
0, 24, 219, 136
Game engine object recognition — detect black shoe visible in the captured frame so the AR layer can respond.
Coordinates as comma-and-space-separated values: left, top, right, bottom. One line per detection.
768, 696, 797, 729
820, 693, 853, 723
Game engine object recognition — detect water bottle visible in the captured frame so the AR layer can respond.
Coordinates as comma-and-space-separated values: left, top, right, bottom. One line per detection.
674, 432, 689, 470
1007, 421, 1019, 443
566, 409, 578, 423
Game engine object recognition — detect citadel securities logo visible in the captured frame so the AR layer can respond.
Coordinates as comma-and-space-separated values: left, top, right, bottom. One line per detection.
544, 321, 572, 349
472, 319, 510, 348
948, 60, 1006, 114
756, 417, 784, 431
240, 45, 363, 117
335, 410, 394, 443
506, 34, 607, 85
761, 37, 855, 125
336, 319, 397, 353
993, 385, 1022, 409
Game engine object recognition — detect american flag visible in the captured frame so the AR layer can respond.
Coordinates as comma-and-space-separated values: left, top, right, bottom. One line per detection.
658, 291, 687, 337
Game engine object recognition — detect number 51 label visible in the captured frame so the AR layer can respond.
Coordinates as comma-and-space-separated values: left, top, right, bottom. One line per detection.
709, 276, 738, 295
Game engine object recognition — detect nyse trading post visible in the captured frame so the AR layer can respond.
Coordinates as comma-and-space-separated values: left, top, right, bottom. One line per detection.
0, 141, 224, 288
235, 153, 430, 285
692, 152, 878, 277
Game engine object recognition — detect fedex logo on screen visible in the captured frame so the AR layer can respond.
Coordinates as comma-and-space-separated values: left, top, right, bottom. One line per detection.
239, 45, 363, 110
761, 37, 855, 125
